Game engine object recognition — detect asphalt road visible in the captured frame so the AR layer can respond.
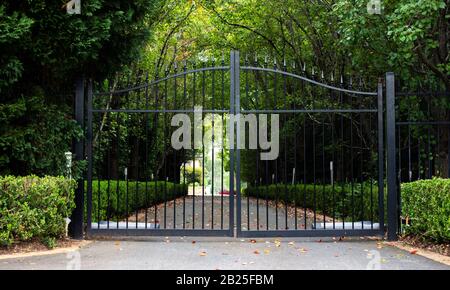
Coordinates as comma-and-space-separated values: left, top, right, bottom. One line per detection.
1, 237, 448, 270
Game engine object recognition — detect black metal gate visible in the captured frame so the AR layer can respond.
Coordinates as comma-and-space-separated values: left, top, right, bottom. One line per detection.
84, 51, 386, 238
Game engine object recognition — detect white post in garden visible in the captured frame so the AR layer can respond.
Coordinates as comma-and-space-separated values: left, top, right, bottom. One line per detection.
64, 152, 73, 237
65, 152, 73, 179
292, 168, 296, 185
330, 161, 334, 187
64, 217, 71, 237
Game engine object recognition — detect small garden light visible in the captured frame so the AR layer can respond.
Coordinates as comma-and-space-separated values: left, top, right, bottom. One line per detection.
65, 152, 72, 179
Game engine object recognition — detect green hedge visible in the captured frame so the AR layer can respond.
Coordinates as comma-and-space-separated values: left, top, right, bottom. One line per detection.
87, 180, 188, 222
0, 176, 76, 247
402, 178, 450, 242
244, 183, 381, 221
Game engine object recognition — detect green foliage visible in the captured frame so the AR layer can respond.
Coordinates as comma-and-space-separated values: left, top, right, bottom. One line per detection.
0, 176, 76, 247
0, 5, 33, 93
0, 0, 165, 98
0, 94, 83, 176
402, 178, 450, 242
140, 0, 448, 89
244, 182, 381, 221
88, 180, 188, 222
333, 0, 449, 88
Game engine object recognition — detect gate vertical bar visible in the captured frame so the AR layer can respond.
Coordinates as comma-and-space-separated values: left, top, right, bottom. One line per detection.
70, 77, 85, 239
229, 51, 236, 236
234, 51, 241, 237
86, 79, 94, 234
377, 80, 385, 233
386, 72, 398, 241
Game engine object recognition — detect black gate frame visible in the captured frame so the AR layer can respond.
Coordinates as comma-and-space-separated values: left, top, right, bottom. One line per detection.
231, 51, 386, 238
72, 51, 401, 240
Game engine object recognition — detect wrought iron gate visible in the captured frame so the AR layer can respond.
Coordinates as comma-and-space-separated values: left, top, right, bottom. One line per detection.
84, 51, 385, 238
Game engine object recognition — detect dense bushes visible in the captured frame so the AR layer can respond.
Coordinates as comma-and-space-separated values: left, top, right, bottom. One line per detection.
244, 183, 381, 221
0, 95, 83, 177
402, 178, 450, 243
0, 176, 76, 247
88, 180, 188, 222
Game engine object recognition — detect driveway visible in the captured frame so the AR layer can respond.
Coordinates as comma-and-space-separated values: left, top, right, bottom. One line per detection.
100, 196, 337, 231
0, 237, 448, 270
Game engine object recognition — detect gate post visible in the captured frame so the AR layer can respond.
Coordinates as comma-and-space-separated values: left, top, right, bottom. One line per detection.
229, 51, 240, 236
386, 72, 399, 241
70, 76, 85, 239
377, 80, 385, 234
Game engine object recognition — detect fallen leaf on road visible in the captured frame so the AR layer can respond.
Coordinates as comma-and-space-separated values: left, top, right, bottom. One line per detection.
410, 249, 418, 255
253, 250, 260, 255
299, 248, 308, 253
250, 239, 257, 244
264, 249, 270, 255
192, 241, 196, 244
288, 241, 295, 246
199, 251, 207, 256
274, 240, 281, 247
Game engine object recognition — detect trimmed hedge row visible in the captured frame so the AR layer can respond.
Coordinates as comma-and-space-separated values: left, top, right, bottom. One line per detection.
244, 183, 381, 221
87, 180, 188, 222
0, 176, 76, 247
402, 178, 450, 243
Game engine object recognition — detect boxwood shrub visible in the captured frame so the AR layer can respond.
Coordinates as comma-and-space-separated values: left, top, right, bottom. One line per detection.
0, 176, 76, 247
402, 178, 450, 243
87, 180, 188, 222
244, 182, 381, 221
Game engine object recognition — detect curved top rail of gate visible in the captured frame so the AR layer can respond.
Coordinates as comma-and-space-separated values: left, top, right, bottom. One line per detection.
241, 66, 377, 96
96, 66, 230, 96
94, 55, 378, 98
